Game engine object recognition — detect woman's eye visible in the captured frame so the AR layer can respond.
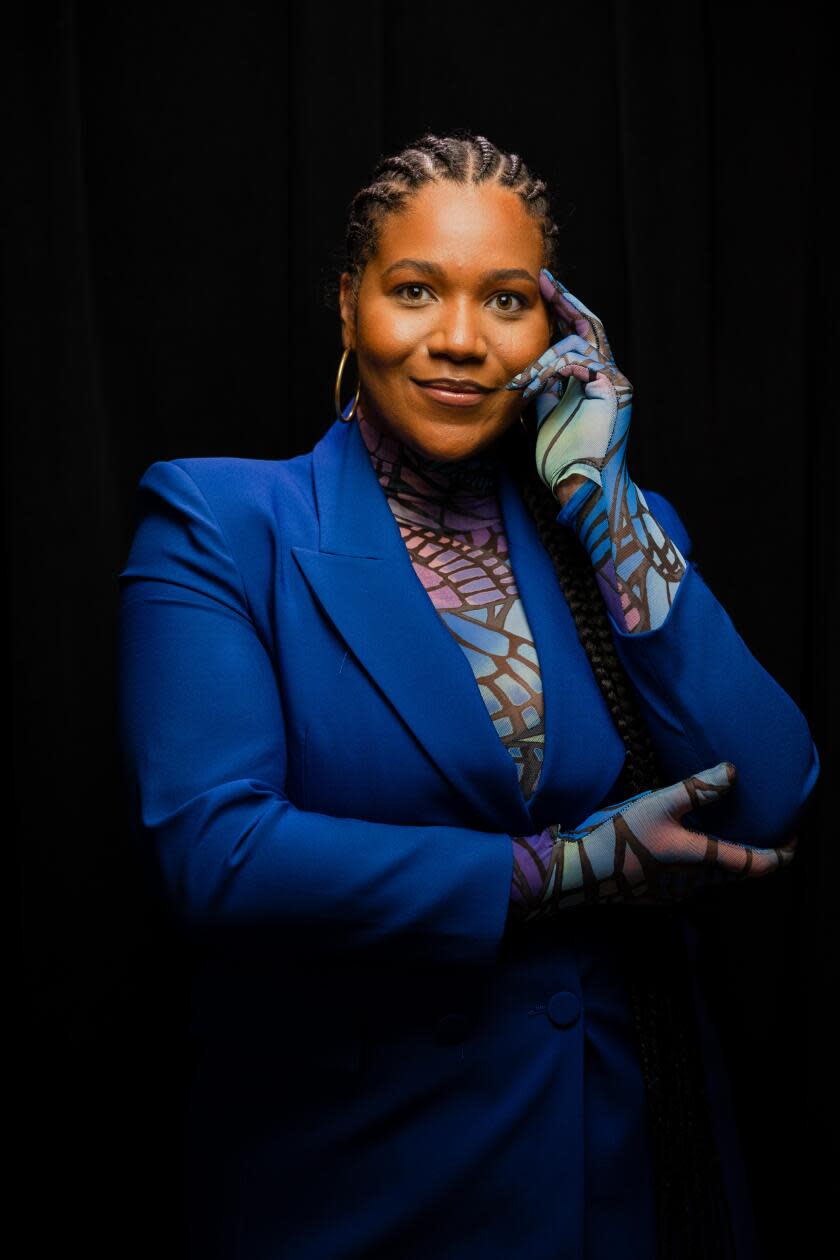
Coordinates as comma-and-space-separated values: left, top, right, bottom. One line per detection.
395, 284, 433, 302
490, 292, 528, 314
394, 285, 528, 313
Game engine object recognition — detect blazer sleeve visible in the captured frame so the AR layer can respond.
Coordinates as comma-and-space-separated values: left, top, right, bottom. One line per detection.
117, 460, 514, 967
607, 489, 820, 846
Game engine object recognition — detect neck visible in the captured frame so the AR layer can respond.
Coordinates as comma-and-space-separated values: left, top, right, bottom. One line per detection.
356, 402, 502, 509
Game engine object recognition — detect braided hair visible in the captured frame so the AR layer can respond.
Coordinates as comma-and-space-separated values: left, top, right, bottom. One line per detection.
334, 129, 736, 1258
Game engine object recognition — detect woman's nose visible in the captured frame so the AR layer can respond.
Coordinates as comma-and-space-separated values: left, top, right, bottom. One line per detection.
427, 298, 487, 358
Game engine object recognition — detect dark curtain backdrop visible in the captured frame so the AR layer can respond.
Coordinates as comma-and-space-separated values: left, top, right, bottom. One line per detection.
8, 4, 836, 1256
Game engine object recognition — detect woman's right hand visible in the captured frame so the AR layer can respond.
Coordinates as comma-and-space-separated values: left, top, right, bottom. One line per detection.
510, 760, 797, 924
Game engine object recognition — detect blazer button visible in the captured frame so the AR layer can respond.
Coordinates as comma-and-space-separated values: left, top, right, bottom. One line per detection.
434, 1012, 471, 1045
547, 990, 581, 1029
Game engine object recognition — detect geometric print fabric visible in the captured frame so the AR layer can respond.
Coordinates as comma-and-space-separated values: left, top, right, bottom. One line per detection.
358, 408, 547, 805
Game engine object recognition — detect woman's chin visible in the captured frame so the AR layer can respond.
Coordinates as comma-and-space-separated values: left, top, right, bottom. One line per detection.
359, 392, 517, 462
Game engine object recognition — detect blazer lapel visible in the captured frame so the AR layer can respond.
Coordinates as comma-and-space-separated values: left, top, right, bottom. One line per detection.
292, 416, 534, 833
292, 416, 625, 836
495, 464, 627, 829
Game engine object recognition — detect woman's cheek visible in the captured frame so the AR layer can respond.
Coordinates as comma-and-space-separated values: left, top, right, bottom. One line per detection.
495, 323, 549, 379
358, 301, 423, 363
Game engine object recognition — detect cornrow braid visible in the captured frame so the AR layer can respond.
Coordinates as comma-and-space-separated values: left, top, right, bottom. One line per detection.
340, 130, 561, 311
336, 129, 736, 1259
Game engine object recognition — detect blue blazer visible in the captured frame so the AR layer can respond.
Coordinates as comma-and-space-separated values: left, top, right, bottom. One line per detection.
117, 415, 819, 1260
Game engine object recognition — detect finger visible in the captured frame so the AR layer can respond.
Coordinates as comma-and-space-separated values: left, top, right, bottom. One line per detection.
539, 270, 602, 328
540, 269, 622, 364
714, 831, 799, 877
514, 348, 612, 401
775, 834, 798, 862
540, 269, 603, 346
656, 830, 798, 883
642, 810, 797, 878
629, 826, 798, 902
526, 363, 613, 404
506, 335, 603, 392
522, 362, 610, 403
664, 761, 737, 820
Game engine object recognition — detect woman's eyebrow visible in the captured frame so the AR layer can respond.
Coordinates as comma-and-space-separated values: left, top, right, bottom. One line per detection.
381, 257, 537, 286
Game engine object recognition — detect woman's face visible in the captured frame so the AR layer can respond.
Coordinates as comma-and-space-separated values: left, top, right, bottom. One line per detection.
339, 179, 553, 462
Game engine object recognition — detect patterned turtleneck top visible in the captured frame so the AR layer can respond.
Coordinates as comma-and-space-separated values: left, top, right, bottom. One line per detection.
357, 407, 551, 916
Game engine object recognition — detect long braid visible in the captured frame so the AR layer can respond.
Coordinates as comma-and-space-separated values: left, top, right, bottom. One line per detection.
506, 420, 736, 1259
335, 129, 736, 1258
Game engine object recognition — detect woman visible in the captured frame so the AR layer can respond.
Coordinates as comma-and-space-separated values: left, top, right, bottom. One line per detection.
117, 131, 819, 1259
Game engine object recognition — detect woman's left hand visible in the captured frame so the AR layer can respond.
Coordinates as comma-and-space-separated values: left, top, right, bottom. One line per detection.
505, 268, 632, 510
506, 269, 687, 635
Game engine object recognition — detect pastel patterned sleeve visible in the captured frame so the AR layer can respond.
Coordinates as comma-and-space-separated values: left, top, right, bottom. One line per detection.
507, 271, 818, 861
508, 268, 688, 634
547, 395, 687, 635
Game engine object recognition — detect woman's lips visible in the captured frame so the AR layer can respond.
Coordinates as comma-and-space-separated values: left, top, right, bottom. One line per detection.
412, 380, 492, 408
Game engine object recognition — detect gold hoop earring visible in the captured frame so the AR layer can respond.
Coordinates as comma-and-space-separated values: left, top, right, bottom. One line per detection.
335, 347, 361, 423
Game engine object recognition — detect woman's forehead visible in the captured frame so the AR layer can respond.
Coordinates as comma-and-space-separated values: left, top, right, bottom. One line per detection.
372, 180, 543, 271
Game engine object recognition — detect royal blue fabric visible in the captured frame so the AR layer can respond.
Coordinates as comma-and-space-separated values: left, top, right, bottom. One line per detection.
117, 416, 819, 1259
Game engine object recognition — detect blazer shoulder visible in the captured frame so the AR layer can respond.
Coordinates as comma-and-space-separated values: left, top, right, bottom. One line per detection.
168, 451, 315, 513
127, 452, 319, 590
133, 451, 316, 532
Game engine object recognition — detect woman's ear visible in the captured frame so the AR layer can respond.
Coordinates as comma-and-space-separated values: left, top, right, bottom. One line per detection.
338, 272, 357, 350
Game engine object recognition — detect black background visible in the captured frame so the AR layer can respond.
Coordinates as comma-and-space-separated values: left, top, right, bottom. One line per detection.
8, 4, 836, 1256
